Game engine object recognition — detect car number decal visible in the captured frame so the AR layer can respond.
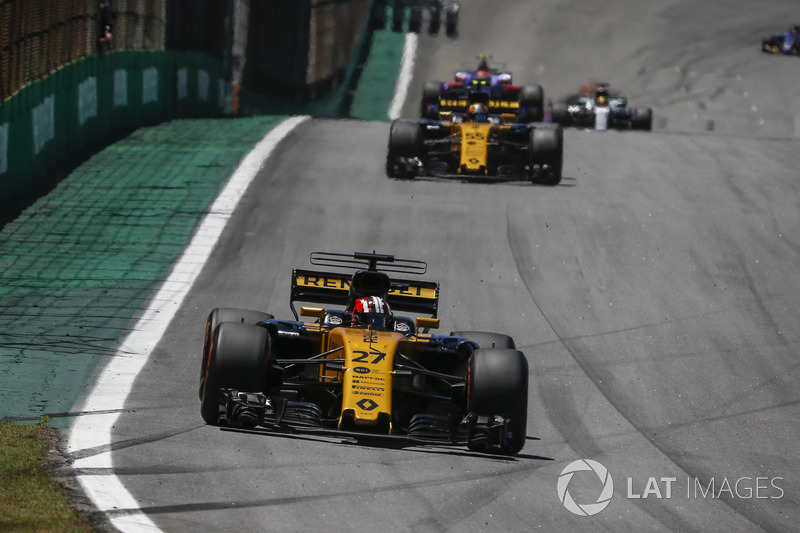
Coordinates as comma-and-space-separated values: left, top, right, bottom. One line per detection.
352, 349, 387, 364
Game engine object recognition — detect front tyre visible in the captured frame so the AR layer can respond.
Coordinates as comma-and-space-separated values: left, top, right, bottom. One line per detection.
386, 119, 422, 178
200, 308, 273, 399
200, 322, 271, 426
468, 348, 529, 454
529, 126, 563, 185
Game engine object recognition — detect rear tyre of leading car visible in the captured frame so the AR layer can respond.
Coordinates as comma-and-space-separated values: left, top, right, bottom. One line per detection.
200, 322, 272, 426
518, 84, 545, 123
550, 101, 570, 126
421, 80, 443, 119
632, 107, 653, 131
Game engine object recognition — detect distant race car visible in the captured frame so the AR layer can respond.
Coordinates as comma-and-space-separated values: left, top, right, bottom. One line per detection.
550, 83, 653, 131
421, 55, 545, 123
762, 24, 800, 55
373, 0, 460, 37
199, 251, 529, 455
387, 95, 563, 185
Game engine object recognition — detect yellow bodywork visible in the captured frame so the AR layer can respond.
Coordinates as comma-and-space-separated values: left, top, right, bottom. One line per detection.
455, 121, 493, 174
298, 318, 437, 433
311, 326, 408, 432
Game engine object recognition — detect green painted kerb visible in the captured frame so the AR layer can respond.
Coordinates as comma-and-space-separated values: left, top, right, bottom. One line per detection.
0, 116, 286, 427
349, 13, 408, 121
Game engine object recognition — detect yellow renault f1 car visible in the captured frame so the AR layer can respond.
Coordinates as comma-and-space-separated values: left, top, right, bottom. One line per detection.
386, 96, 563, 185
199, 251, 529, 455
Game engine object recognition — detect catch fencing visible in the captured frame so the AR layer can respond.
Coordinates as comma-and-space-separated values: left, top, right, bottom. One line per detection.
0, 0, 166, 102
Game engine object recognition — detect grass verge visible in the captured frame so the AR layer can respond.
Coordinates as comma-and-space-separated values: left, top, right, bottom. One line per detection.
0, 419, 94, 532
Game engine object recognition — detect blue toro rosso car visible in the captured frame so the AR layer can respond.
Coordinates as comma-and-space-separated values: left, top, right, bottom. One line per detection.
762, 24, 800, 55
421, 55, 545, 123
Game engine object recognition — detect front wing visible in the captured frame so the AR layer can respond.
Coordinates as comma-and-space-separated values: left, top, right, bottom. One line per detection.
219, 389, 516, 453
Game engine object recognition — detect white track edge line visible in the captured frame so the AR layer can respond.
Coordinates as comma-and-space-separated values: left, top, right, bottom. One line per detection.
388, 32, 417, 120
66, 115, 310, 533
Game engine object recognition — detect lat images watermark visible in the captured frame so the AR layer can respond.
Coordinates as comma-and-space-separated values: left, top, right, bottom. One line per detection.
557, 459, 614, 516
558, 459, 785, 516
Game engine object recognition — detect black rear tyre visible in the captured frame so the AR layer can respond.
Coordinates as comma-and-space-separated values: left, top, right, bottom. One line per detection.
200, 322, 271, 426
550, 101, 570, 126
518, 85, 545, 123
421, 80, 442, 118
468, 348, 529, 454
632, 107, 653, 131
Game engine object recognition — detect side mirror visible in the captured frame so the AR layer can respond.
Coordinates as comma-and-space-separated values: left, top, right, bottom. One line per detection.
415, 317, 440, 332
300, 306, 325, 319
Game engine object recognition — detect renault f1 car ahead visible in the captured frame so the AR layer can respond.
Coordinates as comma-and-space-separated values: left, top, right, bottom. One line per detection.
200, 252, 529, 455
387, 97, 563, 185
421, 55, 545, 123
551, 83, 653, 131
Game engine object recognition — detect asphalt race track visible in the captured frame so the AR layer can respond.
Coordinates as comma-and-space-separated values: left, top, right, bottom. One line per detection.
102, 1, 799, 530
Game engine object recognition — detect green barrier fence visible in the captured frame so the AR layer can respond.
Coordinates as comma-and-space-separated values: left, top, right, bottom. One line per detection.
0, 50, 226, 208
0, 0, 393, 216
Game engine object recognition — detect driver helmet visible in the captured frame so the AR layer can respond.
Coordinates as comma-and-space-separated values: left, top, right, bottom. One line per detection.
467, 103, 489, 122
351, 296, 393, 329
476, 69, 491, 82
594, 85, 609, 106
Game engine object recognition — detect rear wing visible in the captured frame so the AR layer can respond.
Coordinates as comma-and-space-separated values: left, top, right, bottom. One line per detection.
438, 90, 520, 116
291, 269, 439, 319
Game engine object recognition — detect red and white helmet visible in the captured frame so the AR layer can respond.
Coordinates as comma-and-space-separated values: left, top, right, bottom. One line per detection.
351, 296, 393, 328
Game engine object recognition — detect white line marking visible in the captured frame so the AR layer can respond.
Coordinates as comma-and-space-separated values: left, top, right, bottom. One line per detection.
67, 115, 310, 533
388, 33, 418, 120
